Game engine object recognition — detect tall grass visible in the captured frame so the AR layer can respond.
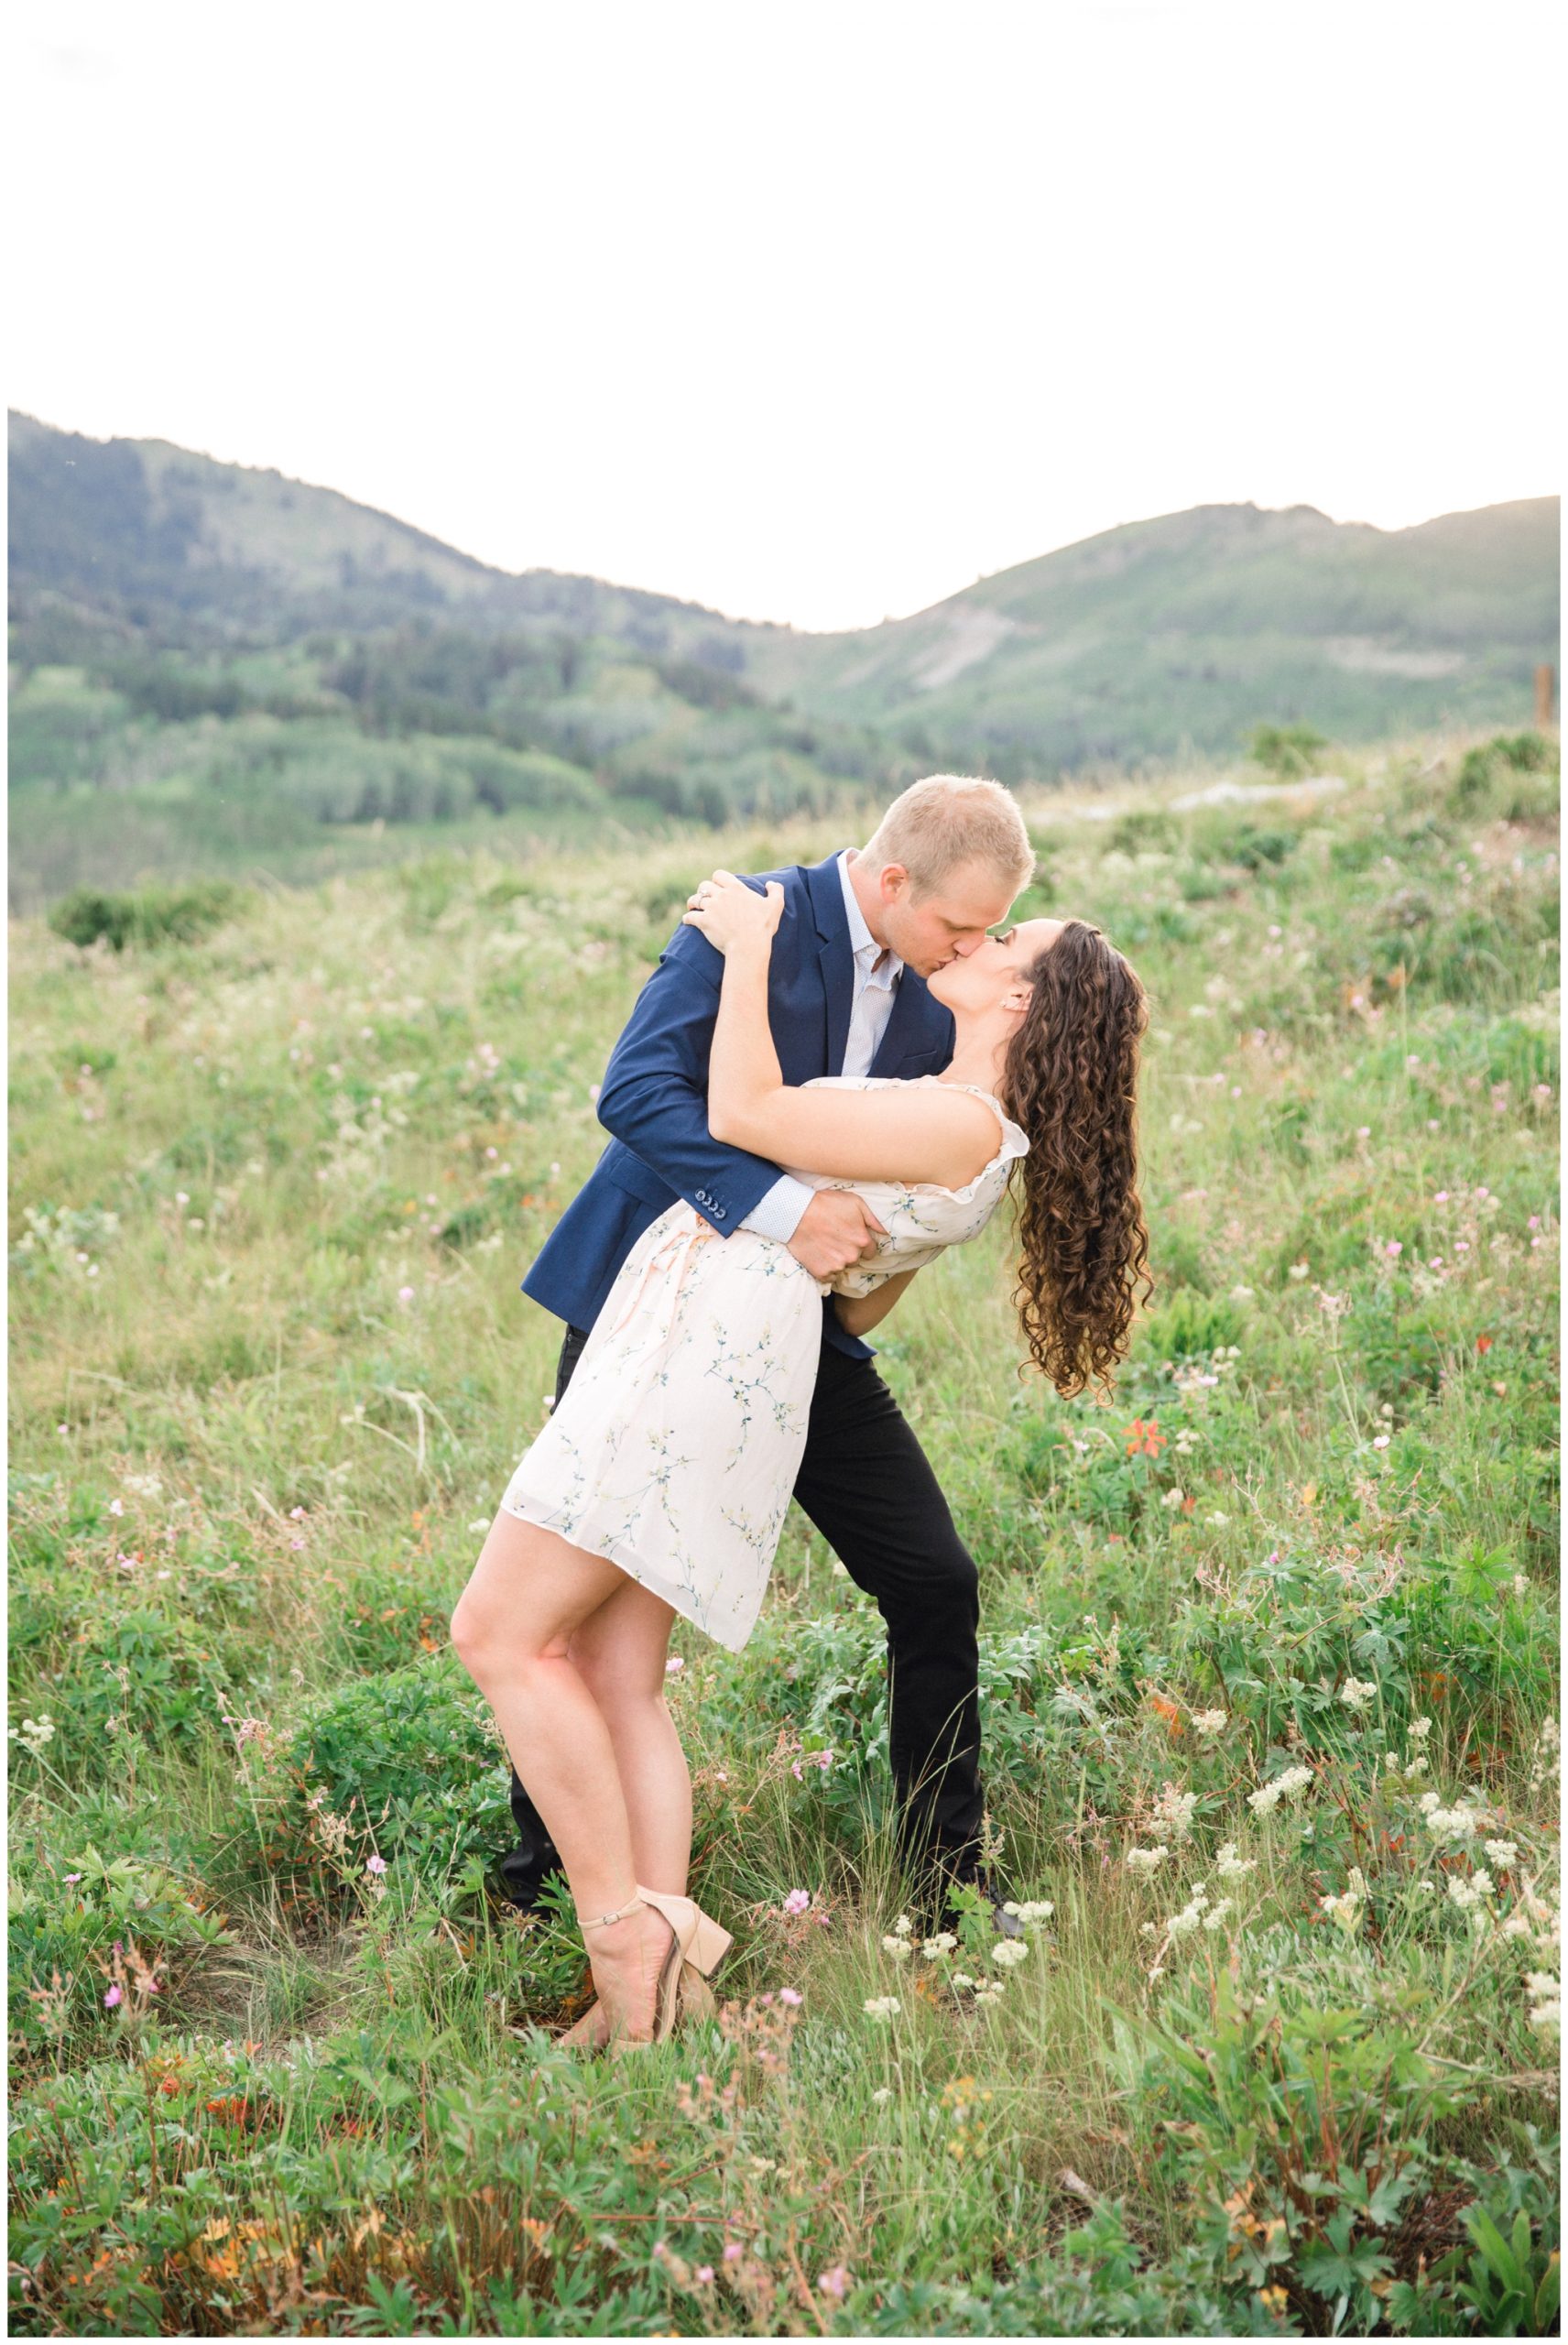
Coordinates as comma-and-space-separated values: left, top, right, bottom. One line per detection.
7, 726, 1559, 2335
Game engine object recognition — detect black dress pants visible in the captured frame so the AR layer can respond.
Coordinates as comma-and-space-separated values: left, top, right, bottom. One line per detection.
498, 1318, 985, 1908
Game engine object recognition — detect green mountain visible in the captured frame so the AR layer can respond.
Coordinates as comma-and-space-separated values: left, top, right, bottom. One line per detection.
746, 497, 1560, 771
7, 408, 1557, 907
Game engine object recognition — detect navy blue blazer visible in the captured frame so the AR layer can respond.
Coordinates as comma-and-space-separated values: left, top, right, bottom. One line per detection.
521, 850, 957, 1361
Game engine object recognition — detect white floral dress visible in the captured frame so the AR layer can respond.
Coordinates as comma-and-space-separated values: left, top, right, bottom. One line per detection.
498, 1077, 1029, 1651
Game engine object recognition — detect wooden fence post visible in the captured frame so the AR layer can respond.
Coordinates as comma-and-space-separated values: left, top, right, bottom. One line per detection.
1536, 664, 1556, 728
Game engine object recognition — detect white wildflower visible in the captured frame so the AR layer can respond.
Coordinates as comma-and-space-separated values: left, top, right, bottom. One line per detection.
1127, 1846, 1169, 1875
1486, 1841, 1519, 1869
1249, 1764, 1313, 1815
1149, 1782, 1199, 1844
1192, 1709, 1227, 1736
881, 1935, 914, 1959
1214, 1842, 1257, 1881
1409, 1716, 1433, 1740
863, 1996, 901, 2020
920, 1932, 959, 1958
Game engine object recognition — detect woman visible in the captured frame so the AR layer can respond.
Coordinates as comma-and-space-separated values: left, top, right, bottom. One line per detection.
452, 870, 1150, 2051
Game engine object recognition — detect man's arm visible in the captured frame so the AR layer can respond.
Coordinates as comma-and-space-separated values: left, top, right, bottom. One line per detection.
595, 923, 783, 1233
596, 917, 887, 1276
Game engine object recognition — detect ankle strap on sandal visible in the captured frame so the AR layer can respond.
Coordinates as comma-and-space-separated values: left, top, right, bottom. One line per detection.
575, 1891, 647, 1930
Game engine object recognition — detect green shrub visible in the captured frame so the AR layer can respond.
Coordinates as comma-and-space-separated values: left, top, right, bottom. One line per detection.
267, 1652, 513, 1896
9, 1844, 233, 2059
47, 879, 245, 951
1138, 1290, 1242, 1359
1248, 723, 1328, 777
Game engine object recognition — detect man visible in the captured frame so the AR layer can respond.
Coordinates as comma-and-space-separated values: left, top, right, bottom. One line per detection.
504, 773, 1036, 1934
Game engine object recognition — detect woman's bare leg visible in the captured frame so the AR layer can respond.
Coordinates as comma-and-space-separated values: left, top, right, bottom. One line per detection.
450, 1510, 675, 2039
570, 1576, 690, 1893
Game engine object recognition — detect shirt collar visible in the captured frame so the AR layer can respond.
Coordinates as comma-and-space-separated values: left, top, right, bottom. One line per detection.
836, 850, 903, 983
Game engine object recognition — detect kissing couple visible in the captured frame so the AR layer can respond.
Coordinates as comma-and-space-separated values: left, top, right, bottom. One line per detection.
452, 774, 1151, 2050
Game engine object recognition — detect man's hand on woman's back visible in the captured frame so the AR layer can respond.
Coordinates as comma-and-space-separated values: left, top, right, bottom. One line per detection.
786, 1189, 887, 1280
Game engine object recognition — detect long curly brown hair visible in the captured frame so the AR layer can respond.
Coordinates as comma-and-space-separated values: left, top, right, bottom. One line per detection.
997, 918, 1153, 1399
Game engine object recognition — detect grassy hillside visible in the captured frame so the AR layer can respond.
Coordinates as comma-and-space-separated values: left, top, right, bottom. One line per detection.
7, 725, 1559, 2336
11, 413, 1557, 912
747, 499, 1560, 771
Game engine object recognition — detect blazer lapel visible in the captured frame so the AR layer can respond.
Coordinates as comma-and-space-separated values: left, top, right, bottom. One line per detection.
804, 853, 855, 1076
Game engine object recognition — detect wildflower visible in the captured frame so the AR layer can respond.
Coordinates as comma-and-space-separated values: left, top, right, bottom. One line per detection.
1202, 1897, 1233, 1932
1013, 1900, 1054, 1925
990, 1939, 1029, 1968
1384, 1239, 1402, 1258
1192, 1708, 1227, 1735
723, 2241, 744, 2263
1124, 1418, 1167, 1458
871, 2085, 893, 2104
1248, 1764, 1313, 1815
664, 1656, 684, 1674
8, 1715, 56, 1755
108, 1497, 124, 1517
777, 1987, 802, 2006
951, 1972, 977, 1991
365, 1854, 387, 1876
104, 1984, 123, 2008
695, 2266, 714, 2285
1160, 1487, 1185, 1510
1372, 1434, 1391, 1451
891, 1913, 912, 1936
818, 2268, 849, 2301
1149, 1782, 1198, 1843
920, 1932, 959, 1958
781, 1888, 811, 1915
1486, 1840, 1519, 1868
1127, 1847, 1169, 1875
863, 1996, 901, 2020
881, 1935, 914, 1958
1422, 1803, 1484, 1844
63, 1871, 82, 1885
1320, 1889, 1363, 1933
1288, 1260, 1310, 1279
1446, 1877, 1486, 1912
397, 1285, 416, 1304
1339, 1676, 1378, 1710
1214, 1842, 1257, 1880
1409, 1716, 1432, 1740
1512, 1575, 1530, 1598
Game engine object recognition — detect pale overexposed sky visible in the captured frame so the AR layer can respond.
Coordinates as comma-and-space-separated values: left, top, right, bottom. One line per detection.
8, 0, 1562, 632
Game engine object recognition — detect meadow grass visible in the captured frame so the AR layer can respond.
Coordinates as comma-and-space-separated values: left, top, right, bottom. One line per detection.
7, 726, 1560, 2335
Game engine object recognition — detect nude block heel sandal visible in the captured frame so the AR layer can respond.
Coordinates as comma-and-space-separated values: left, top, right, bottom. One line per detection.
573, 1887, 733, 2052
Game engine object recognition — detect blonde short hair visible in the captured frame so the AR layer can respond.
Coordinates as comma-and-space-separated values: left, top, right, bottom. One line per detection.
862, 774, 1035, 900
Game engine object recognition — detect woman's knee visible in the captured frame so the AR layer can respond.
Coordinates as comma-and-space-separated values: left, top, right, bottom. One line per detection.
572, 1642, 668, 1711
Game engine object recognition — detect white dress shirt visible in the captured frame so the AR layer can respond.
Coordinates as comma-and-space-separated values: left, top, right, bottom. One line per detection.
740, 851, 904, 1244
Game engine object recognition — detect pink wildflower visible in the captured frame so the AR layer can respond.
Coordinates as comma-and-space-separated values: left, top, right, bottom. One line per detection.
104, 1984, 122, 2008
779, 1987, 803, 2006
782, 1889, 811, 1914
819, 2267, 850, 2300
365, 1854, 387, 1875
